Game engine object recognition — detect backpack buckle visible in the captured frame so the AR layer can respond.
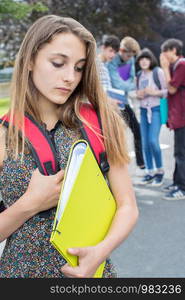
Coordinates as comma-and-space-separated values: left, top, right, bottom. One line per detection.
99, 152, 110, 174
0, 201, 6, 213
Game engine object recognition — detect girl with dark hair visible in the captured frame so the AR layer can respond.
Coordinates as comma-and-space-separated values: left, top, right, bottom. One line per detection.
136, 48, 167, 186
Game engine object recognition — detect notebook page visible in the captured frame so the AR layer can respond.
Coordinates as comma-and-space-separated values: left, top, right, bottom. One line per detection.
56, 142, 87, 222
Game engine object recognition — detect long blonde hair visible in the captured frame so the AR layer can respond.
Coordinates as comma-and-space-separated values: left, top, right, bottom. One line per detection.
7, 14, 130, 165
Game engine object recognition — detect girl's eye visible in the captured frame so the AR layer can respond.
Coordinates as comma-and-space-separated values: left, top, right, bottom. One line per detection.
75, 66, 85, 72
52, 62, 64, 68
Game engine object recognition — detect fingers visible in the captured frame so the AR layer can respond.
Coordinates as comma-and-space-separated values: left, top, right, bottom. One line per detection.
67, 247, 86, 257
61, 263, 84, 278
61, 263, 77, 278
60, 247, 95, 278
55, 169, 64, 183
32, 168, 39, 174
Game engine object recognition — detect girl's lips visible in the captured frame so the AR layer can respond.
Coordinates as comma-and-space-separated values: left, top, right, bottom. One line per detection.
57, 87, 71, 93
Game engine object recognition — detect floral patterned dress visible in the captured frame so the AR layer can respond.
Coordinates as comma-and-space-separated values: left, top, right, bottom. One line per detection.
0, 122, 117, 278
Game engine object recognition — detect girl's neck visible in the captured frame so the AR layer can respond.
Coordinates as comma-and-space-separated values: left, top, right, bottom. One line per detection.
41, 115, 60, 131
142, 69, 151, 73
38, 97, 60, 131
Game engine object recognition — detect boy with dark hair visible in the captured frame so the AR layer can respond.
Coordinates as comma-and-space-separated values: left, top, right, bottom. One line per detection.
97, 35, 127, 110
98, 35, 120, 92
160, 38, 185, 200
103, 35, 120, 52
161, 39, 183, 56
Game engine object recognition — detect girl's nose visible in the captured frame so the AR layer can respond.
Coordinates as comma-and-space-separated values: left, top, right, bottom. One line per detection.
62, 67, 75, 83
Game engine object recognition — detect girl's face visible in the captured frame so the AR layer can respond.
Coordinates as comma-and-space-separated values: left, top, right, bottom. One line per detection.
139, 57, 151, 70
31, 32, 86, 106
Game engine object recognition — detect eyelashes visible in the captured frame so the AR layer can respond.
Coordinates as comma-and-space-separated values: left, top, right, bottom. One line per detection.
52, 62, 85, 72
74, 66, 85, 72
52, 62, 64, 68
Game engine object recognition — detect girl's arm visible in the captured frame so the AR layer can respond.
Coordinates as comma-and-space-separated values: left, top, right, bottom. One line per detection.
145, 68, 168, 98
97, 163, 139, 256
0, 168, 64, 242
136, 89, 145, 99
158, 68, 168, 98
0, 192, 39, 242
144, 88, 164, 97
0, 128, 64, 242
61, 163, 139, 278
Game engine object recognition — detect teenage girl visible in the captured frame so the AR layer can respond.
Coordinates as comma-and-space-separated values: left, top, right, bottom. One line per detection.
0, 15, 138, 278
136, 48, 167, 186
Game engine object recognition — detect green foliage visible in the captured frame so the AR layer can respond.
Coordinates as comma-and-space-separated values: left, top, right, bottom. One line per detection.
0, 98, 9, 115
0, 0, 48, 20
41, 0, 163, 41
0, 0, 184, 63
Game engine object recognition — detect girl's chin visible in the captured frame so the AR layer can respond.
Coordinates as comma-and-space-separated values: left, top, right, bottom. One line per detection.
52, 97, 68, 105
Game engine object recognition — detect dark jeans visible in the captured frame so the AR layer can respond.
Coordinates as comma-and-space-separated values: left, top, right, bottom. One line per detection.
173, 126, 185, 191
121, 104, 145, 167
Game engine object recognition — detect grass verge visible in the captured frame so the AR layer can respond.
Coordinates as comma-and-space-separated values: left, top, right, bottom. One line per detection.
0, 98, 9, 116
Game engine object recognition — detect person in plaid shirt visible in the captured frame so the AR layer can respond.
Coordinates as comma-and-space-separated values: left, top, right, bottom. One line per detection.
98, 36, 145, 172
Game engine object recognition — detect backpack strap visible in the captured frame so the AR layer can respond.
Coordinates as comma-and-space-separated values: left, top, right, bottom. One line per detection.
0, 107, 109, 174
136, 70, 142, 88
0, 200, 6, 213
0, 114, 60, 218
152, 67, 161, 90
79, 103, 110, 175
0, 113, 60, 176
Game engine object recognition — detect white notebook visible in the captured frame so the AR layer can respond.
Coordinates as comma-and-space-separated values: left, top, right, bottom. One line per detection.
56, 141, 87, 223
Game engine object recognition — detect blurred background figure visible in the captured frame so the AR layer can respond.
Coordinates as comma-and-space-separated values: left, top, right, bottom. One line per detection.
97, 35, 127, 110
107, 37, 145, 174
136, 48, 167, 186
160, 38, 185, 200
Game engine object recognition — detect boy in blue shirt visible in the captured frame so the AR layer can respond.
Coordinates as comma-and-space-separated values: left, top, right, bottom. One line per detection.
108, 37, 145, 170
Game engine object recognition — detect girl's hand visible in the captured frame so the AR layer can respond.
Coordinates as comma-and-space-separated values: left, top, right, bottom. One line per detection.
25, 168, 64, 213
144, 87, 157, 96
136, 89, 145, 99
61, 246, 104, 278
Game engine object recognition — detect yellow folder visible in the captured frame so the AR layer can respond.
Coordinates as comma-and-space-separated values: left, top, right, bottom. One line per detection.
50, 140, 116, 278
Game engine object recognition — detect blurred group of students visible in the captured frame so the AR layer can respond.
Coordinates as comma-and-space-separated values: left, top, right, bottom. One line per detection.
97, 35, 185, 201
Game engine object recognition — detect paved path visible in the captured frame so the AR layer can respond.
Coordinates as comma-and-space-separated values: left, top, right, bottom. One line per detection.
111, 125, 185, 277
